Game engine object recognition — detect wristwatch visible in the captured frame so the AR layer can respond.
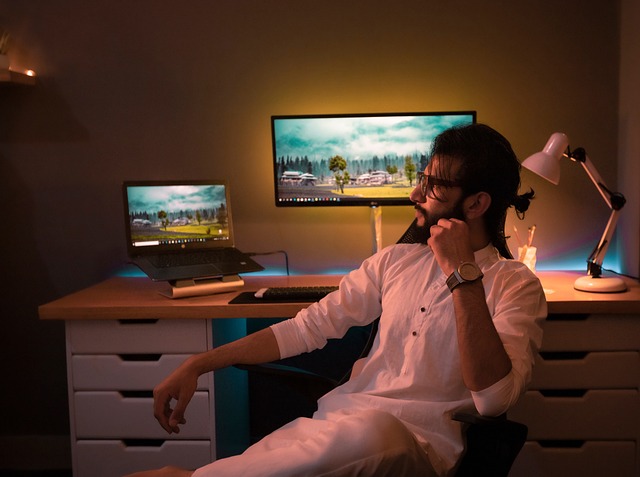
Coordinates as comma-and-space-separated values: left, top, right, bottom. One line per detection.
446, 262, 484, 292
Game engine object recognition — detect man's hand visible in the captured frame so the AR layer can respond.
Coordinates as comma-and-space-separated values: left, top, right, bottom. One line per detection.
427, 218, 475, 275
153, 357, 200, 434
152, 328, 281, 434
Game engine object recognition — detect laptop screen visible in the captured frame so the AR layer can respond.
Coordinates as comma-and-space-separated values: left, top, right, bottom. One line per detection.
123, 180, 235, 255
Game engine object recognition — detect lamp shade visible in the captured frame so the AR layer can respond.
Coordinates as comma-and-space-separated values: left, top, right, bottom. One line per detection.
521, 132, 569, 185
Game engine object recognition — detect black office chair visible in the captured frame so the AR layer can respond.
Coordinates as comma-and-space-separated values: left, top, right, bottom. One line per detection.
238, 220, 528, 477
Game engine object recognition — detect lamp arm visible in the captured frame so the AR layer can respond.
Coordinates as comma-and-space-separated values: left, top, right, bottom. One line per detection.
569, 148, 627, 278
570, 148, 626, 210
587, 209, 621, 278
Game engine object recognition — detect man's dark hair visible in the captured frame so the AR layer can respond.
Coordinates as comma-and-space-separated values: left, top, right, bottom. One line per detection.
429, 123, 534, 259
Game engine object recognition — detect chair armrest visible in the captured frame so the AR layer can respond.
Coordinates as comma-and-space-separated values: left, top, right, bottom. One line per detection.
452, 412, 528, 477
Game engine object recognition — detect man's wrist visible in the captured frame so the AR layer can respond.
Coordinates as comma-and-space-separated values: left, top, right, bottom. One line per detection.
446, 262, 484, 292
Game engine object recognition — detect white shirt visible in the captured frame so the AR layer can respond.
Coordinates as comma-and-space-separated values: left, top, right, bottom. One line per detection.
271, 243, 546, 475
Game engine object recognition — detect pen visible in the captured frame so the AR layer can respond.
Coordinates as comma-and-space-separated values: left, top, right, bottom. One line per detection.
527, 225, 536, 248
513, 226, 524, 247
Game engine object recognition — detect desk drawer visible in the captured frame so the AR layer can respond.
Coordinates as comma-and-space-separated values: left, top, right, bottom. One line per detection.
76, 440, 213, 477
67, 320, 209, 354
74, 391, 211, 439
71, 354, 210, 391
510, 390, 639, 440
510, 441, 636, 477
542, 314, 640, 352
530, 351, 640, 389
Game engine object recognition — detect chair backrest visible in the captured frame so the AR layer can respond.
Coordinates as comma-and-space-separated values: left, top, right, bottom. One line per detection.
396, 217, 422, 244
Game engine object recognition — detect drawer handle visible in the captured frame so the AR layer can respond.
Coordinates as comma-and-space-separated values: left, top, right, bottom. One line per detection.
117, 319, 160, 325
120, 391, 154, 398
539, 352, 589, 360
118, 354, 163, 362
122, 439, 166, 448
538, 440, 585, 449
539, 389, 587, 398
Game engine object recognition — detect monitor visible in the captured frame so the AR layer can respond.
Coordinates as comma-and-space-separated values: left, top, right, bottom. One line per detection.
271, 111, 476, 207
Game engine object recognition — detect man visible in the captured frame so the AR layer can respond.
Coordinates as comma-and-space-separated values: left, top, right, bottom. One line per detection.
127, 123, 546, 477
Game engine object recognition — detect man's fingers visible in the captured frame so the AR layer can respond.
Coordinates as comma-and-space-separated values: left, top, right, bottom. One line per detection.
169, 396, 191, 432
153, 390, 179, 434
152, 363, 198, 435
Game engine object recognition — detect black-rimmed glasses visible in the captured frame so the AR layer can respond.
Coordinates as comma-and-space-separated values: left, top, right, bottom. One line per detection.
416, 172, 463, 199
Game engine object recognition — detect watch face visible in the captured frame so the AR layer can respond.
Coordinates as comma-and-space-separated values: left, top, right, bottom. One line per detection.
459, 262, 481, 281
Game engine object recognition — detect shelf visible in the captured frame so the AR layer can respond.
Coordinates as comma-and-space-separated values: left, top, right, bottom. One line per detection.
0, 68, 36, 85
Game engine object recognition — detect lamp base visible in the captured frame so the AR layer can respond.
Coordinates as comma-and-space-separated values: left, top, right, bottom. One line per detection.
574, 275, 627, 293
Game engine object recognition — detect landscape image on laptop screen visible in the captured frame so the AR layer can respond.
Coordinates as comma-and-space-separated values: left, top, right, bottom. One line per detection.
126, 184, 229, 247
271, 111, 475, 207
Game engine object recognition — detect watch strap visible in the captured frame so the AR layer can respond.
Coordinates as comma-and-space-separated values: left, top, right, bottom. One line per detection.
446, 270, 463, 291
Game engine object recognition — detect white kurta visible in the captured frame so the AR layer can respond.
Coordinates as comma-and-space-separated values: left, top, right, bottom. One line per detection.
271, 243, 546, 475
192, 243, 546, 477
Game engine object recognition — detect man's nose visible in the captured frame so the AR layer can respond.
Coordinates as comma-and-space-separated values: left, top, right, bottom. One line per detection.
409, 184, 425, 203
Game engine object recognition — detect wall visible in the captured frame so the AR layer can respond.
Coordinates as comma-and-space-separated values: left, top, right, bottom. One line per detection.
619, 0, 640, 276
0, 0, 633, 470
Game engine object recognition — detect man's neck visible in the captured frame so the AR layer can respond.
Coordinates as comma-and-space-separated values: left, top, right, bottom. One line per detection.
468, 220, 491, 253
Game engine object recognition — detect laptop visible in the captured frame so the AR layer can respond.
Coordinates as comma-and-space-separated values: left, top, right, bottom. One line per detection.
123, 180, 264, 282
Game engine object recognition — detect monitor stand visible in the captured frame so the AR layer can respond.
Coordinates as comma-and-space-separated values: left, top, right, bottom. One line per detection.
160, 274, 245, 299
370, 205, 382, 254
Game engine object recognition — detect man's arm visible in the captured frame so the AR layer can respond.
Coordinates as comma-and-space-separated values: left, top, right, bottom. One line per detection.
450, 280, 512, 391
154, 327, 281, 434
428, 218, 512, 392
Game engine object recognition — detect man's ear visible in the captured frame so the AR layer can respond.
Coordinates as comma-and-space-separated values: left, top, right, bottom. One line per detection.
464, 192, 491, 219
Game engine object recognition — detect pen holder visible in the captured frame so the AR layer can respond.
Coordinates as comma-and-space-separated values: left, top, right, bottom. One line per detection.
518, 246, 537, 273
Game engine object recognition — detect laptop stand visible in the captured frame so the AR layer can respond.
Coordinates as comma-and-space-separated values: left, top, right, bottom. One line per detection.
159, 274, 245, 299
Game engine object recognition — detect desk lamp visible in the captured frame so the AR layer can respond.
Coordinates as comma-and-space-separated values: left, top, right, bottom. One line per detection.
522, 132, 627, 293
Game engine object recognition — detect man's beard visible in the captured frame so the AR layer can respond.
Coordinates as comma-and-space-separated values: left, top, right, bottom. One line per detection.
413, 199, 466, 244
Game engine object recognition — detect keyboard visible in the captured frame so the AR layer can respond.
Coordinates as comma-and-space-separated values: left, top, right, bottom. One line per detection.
254, 286, 339, 301
148, 248, 245, 268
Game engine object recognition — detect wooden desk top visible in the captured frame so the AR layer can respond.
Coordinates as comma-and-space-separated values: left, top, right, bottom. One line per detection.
39, 271, 639, 321
536, 270, 640, 314
38, 275, 342, 320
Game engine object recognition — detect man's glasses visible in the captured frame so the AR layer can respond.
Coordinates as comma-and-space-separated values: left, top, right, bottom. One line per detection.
416, 172, 463, 200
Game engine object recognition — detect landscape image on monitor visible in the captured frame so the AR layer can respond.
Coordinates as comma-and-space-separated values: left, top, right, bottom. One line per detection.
271, 111, 475, 207
126, 184, 229, 245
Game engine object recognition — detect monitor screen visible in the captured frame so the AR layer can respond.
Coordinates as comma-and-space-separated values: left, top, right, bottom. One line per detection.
122, 180, 234, 253
271, 111, 476, 207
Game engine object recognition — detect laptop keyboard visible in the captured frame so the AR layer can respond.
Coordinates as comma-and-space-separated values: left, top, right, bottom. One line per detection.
149, 249, 244, 268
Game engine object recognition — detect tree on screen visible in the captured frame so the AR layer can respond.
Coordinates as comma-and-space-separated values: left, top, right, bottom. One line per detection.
404, 156, 417, 186
329, 155, 350, 194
